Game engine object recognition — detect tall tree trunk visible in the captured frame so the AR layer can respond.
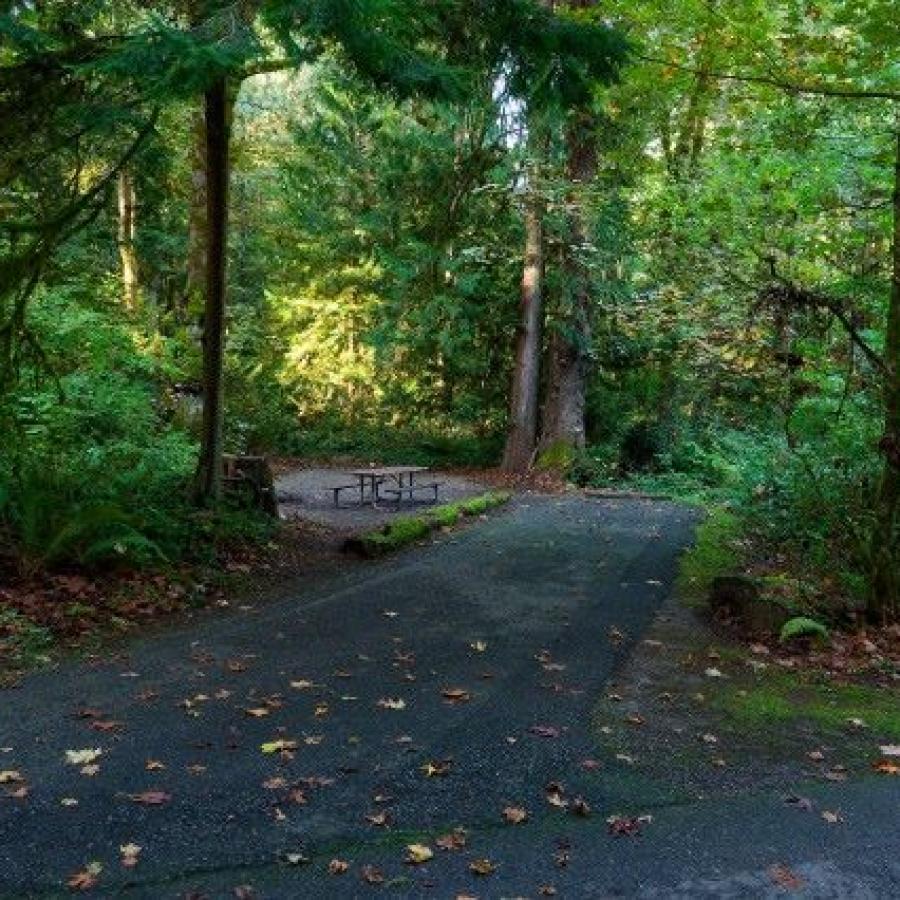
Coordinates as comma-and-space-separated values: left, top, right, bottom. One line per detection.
116, 169, 140, 312
502, 193, 544, 472
539, 110, 596, 454
194, 76, 230, 505
870, 129, 900, 622
184, 102, 208, 321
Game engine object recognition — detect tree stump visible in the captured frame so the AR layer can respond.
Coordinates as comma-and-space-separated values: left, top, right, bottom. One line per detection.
222, 455, 279, 517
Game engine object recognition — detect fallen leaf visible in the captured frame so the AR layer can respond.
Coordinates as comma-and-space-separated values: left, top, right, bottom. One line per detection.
469, 858, 497, 876
67, 862, 102, 892
328, 859, 349, 875
245, 708, 270, 718
119, 843, 141, 868
233, 887, 255, 899
441, 688, 471, 704
0, 771, 23, 784
538, 887, 558, 896
879, 745, 900, 757
822, 810, 844, 824
65, 748, 102, 766
289, 680, 314, 690
260, 740, 298, 754
768, 863, 804, 891
470, 640, 487, 652
580, 759, 601, 771
283, 852, 310, 866
376, 698, 406, 710
360, 864, 384, 884
873, 758, 900, 775
807, 750, 825, 762
60, 797, 78, 807
420, 759, 452, 777
79, 765, 100, 777
365, 811, 390, 827
607, 814, 651, 836
570, 796, 591, 817
503, 805, 528, 824
126, 790, 171, 806
529, 725, 560, 738
435, 829, 466, 851
145, 760, 166, 772
625, 713, 645, 727
405, 843, 433, 864
704, 668, 724, 678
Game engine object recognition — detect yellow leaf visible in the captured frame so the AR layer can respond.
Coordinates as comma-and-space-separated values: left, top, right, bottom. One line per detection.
405, 843, 433, 864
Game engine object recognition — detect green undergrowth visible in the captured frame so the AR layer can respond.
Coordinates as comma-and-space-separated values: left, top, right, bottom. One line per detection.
676, 506, 743, 606
353, 491, 511, 556
716, 672, 900, 741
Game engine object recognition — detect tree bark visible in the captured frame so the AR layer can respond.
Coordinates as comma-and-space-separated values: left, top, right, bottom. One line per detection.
116, 168, 140, 312
194, 76, 230, 505
539, 111, 596, 454
870, 129, 900, 622
185, 101, 208, 321
501, 193, 544, 472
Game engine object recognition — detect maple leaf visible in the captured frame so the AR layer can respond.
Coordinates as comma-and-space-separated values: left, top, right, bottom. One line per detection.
503, 805, 528, 824
126, 790, 171, 805
469, 858, 497, 876
328, 859, 349, 875
405, 843, 433, 864
65, 748, 102, 766
67, 862, 102, 892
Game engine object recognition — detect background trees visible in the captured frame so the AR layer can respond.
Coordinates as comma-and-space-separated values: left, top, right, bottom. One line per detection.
0, 0, 897, 620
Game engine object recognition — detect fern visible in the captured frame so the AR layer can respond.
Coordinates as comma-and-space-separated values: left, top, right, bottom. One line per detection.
780, 616, 829, 643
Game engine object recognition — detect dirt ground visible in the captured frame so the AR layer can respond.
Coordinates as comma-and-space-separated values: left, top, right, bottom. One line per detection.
274, 464, 492, 532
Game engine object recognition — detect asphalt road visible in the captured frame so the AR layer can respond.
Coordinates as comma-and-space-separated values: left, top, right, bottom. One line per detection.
1, 496, 898, 898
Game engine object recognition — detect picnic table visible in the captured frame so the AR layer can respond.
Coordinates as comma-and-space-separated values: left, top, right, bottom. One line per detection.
332, 466, 442, 509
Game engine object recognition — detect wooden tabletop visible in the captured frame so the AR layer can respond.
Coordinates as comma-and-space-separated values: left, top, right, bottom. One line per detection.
350, 466, 429, 477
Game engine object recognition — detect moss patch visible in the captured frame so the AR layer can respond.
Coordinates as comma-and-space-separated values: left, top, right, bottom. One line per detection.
676, 506, 742, 607
352, 491, 512, 557
716, 673, 900, 741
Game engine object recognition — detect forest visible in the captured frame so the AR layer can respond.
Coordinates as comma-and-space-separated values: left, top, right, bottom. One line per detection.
1, 0, 898, 636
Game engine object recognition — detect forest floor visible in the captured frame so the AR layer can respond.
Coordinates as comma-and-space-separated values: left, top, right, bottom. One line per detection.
2, 495, 899, 897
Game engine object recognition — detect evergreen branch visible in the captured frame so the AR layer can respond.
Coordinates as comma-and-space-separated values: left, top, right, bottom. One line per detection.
636, 53, 900, 102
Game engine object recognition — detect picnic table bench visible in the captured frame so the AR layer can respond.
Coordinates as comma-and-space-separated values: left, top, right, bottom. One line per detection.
332, 466, 443, 509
